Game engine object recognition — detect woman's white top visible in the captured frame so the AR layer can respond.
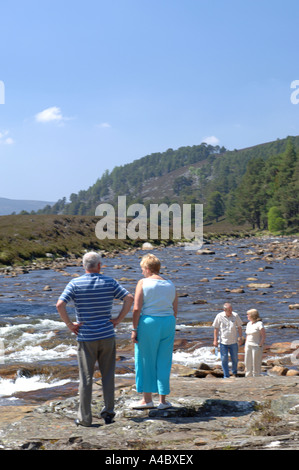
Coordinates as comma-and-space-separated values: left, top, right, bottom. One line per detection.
246, 320, 264, 346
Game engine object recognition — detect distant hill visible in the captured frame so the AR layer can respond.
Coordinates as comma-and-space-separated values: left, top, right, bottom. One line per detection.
0, 197, 54, 215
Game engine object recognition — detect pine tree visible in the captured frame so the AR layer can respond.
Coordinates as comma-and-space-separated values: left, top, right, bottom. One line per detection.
206, 191, 225, 222
271, 139, 298, 228
278, 138, 297, 185
232, 157, 267, 229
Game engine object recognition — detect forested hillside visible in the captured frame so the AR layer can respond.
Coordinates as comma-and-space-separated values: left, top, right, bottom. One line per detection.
37, 135, 299, 233
226, 138, 299, 231
41, 142, 226, 215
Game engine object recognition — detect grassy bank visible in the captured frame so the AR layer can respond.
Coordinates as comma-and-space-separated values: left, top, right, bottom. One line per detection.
0, 214, 141, 266
0, 214, 271, 267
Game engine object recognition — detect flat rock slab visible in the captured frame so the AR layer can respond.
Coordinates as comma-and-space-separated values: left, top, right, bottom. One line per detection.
1, 375, 299, 450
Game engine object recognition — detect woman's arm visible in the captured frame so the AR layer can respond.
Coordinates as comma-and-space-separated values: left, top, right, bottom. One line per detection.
131, 280, 143, 343
260, 327, 266, 347
173, 291, 178, 318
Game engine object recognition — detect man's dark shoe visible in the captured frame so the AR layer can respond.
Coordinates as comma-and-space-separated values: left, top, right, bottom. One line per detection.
104, 415, 114, 425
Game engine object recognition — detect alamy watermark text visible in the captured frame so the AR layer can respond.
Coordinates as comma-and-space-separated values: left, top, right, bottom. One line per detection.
290, 80, 299, 104
95, 196, 203, 249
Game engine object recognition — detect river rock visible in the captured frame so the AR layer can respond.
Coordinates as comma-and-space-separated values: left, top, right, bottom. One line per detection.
269, 342, 293, 354
271, 394, 299, 417
269, 366, 289, 376
142, 242, 154, 250
247, 283, 273, 289
194, 370, 210, 378
209, 368, 224, 377
197, 362, 211, 370
286, 369, 299, 376
196, 249, 215, 255
171, 364, 198, 377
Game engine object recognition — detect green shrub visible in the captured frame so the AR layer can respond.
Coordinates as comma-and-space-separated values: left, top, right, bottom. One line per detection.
267, 206, 286, 232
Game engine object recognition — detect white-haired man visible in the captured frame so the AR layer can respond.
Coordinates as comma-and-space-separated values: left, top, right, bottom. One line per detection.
213, 303, 243, 378
56, 251, 133, 426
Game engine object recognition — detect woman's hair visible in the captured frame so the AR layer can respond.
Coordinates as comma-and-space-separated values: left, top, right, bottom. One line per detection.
247, 309, 261, 321
83, 251, 102, 270
140, 253, 161, 274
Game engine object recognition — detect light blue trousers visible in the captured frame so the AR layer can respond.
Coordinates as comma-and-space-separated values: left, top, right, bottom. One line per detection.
135, 315, 176, 395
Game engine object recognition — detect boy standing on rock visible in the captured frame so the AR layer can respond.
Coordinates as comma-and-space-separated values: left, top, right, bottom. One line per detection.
56, 251, 133, 426
213, 303, 243, 378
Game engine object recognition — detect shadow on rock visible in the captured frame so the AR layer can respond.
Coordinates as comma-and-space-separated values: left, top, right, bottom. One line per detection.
127, 398, 256, 423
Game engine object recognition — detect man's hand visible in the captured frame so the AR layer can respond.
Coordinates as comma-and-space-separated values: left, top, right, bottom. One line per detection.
56, 299, 83, 336
110, 293, 134, 328
67, 322, 83, 335
110, 318, 119, 328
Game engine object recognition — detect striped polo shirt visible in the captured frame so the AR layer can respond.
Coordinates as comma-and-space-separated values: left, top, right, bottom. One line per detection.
59, 273, 130, 342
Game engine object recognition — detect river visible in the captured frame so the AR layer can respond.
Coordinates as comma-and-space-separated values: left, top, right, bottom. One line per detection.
0, 236, 298, 405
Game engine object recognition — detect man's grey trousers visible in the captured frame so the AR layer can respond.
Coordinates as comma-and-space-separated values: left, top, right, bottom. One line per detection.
77, 337, 115, 425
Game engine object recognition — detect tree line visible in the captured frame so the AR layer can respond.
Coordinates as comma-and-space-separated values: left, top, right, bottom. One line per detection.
226, 138, 298, 231
32, 136, 298, 234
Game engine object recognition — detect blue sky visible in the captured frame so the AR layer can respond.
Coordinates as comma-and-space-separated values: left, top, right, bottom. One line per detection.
1, 0, 299, 202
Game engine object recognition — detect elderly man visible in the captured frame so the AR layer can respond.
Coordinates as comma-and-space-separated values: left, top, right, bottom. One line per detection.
213, 303, 243, 378
56, 251, 133, 426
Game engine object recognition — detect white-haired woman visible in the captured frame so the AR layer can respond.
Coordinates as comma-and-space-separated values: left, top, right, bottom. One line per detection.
131, 253, 178, 409
245, 309, 266, 377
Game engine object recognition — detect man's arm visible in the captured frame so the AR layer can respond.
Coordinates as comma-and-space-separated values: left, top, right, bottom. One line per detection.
56, 299, 82, 335
213, 328, 219, 347
110, 293, 134, 328
237, 326, 243, 344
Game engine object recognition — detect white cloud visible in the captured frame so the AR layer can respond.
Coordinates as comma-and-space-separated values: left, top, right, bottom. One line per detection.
35, 106, 66, 123
97, 122, 112, 129
0, 130, 14, 145
202, 136, 220, 146
0, 130, 8, 139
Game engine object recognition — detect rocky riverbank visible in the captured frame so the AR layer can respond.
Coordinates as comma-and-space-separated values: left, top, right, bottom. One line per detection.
2, 337, 299, 452
0, 233, 298, 277
1, 371, 299, 451
0, 235, 298, 451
